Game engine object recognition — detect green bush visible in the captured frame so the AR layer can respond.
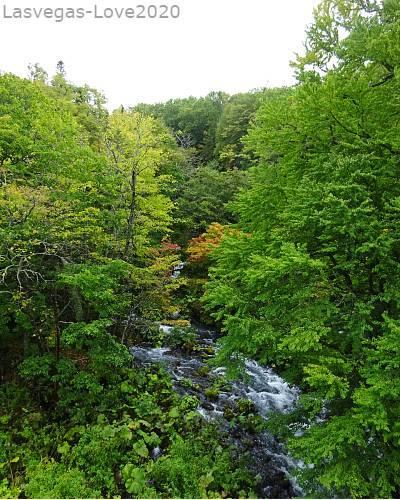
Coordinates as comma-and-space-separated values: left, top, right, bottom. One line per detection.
24, 461, 100, 499
124, 432, 256, 499
164, 326, 198, 352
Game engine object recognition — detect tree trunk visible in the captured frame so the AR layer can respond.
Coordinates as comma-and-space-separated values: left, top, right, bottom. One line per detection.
124, 168, 137, 258
54, 298, 61, 363
71, 287, 84, 322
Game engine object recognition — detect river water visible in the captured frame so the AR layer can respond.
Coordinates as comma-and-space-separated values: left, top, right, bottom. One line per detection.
131, 322, 301, 498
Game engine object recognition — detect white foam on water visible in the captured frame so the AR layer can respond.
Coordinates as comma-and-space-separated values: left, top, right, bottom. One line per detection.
131, 346, 176, 363
130, 323, 302, 496
240, 360, 299, 415
159, 324, 173, 334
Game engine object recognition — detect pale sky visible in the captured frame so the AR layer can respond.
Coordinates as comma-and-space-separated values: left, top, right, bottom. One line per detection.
0, 0, 320, 109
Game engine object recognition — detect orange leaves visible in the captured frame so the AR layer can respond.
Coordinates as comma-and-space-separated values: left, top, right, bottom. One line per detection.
187, 223, 235, 263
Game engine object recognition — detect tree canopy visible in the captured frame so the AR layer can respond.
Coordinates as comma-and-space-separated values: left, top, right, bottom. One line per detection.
204, 0, 400, 496
2, 1, 400, 497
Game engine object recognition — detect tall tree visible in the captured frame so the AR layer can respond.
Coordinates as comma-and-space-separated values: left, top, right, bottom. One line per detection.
214, 90, 277, 170
133, 92, 227, 162
104, 111, 178, 259
204, 0, 400, 496
171, 163, 248, 245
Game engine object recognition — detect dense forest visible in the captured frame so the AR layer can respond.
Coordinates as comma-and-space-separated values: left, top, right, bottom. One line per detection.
1, 0, 400, 498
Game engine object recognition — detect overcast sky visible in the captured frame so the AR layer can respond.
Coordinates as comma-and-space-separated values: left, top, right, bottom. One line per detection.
0, 0, 320, 109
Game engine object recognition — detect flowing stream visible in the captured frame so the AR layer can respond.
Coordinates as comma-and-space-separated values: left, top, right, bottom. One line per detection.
130, 262, 301, 497
131, 322, 301, 498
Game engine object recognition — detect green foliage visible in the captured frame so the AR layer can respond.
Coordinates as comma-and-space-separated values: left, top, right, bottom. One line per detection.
104, 110, 180, 258
123, 463, 155, 497
204, 0, 400, 496
134, 92, 227, 162
24, 462, 100, 499
205, 375, 230, 402
0, 362, 256, 498
4, 3, 400, 495
1, 70, 248, 499
163, 326, 198, 352
172, 164, 248, 245
0, 69, 181, 371
214, 89, 288, 170
123, 432, 255, 499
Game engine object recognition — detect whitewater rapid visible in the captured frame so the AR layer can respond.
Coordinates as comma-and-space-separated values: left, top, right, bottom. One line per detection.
131, 323, 301, 497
